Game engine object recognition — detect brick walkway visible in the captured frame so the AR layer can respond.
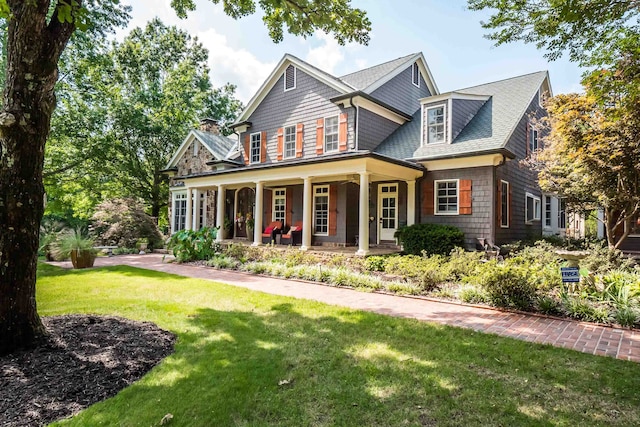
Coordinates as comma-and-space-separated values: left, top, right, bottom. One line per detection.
50, 254, 640, 363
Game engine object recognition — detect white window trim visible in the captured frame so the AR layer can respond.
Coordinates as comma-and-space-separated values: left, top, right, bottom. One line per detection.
313, 185, 330, 236
422, 103, 448, 145
171, 191, 188, 234
434, 179, 459, 216
284, 65, 296, 92
273, 188, 286, 224
529, 124, 539, 152
412, 62, 420, 88
324, 115, 339, 153
283, 125, 296, 159
249, 132, 261, 164
543, 194, 553, 230
525, 192, 542, 224
501, 180, 510, 228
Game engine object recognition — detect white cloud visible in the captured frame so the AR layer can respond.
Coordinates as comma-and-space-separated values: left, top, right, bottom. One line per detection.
304, 32, 345, 74
197, 28, 276, 104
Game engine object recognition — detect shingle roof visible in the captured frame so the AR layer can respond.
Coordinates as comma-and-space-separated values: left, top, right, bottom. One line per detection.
339, 53, 417, 90
376, 71, 548, 160
193, 130, 238, 160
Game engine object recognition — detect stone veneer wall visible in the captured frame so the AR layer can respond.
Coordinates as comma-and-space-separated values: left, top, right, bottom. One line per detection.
177, 140, 213, 176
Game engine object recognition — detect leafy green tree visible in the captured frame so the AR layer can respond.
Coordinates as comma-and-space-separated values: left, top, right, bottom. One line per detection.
467, 0, 639, 64
0, 0, 370, 354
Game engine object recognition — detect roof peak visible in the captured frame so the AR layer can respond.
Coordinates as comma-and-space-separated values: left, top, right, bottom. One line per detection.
456, 70, 548, 92
338, 53, 418, 79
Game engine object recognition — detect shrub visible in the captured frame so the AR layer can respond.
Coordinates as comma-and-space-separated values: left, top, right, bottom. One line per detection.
536, 295, 563, 316
365, 256, 388, 272
478, 264, 538, 311
167, 227, 220, 262
395, 223, 464, 256
508, 241, 563, 267
223, 243, 247, 261
112, 247, 138, 255
281, 249, 319, 267
581, 241, 636, 274
385, 281, 422, 295
458, 285, 488, 304
445, 248, 484, 281
91, 198, 164, 249
614, 307, 638, 328
384, 255, 447, 292
207, 255, 239, 270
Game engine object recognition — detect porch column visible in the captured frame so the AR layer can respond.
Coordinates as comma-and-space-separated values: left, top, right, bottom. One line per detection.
169, 192, 176, 234
185, 187, 193, 231
356, 172, 370, 256
407, 180, 416, 226
216, 185, 225, 241
253, 181, 264, 246
192, 188, 200, 230
300, 177, 313, 251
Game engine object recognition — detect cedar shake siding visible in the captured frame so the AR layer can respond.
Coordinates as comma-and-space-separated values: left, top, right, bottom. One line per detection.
358, 109, 401, 151
240, 69, 354, 164
370, 65, 431, 115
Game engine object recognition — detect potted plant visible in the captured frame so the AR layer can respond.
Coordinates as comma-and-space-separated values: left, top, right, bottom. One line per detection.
246, 213, 255, 241
52, 228, 97, 269
137, 237, 149, 253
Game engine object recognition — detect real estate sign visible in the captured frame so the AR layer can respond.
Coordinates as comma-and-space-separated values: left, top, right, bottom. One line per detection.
560, 267, 580, 283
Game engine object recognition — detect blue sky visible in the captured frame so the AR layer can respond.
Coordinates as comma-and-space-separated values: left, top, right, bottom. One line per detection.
120, 0, 585, 104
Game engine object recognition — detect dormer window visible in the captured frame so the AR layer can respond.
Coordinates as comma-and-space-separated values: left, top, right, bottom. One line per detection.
425, 104, 447, 144
284, 64, 296, 91
412, 62, 420, 87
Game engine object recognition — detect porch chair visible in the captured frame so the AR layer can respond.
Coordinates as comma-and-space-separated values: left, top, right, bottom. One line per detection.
262, 221, 282, 244
280, 221, 303, 246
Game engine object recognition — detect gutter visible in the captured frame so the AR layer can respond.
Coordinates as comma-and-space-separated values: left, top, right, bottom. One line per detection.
330, 91, 413, 121
410, 148, 516, 162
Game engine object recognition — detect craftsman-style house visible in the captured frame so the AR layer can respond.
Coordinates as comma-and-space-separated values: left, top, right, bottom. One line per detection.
163, 52, 565, 255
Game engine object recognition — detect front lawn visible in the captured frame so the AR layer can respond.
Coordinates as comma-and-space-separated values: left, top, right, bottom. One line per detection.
37, 264, 640, 426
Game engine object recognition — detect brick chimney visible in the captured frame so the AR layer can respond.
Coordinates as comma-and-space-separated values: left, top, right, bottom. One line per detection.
199, 118, 220, 134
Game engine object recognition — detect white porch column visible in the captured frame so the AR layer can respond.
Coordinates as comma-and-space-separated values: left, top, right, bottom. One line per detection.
191, 188, 199, 230
253, 181, 264, 246
407, 180, 416, 226
185, 187, 193, 231
169, 192, 176, 234
300, 177, 313, 251
356, 172, 370, 256
216, 185, 225, 241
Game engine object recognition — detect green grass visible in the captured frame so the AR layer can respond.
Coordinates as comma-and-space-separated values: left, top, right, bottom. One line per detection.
37, 263, 640, 426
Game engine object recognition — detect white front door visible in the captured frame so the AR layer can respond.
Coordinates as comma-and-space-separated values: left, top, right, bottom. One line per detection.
378, 184, 398, 242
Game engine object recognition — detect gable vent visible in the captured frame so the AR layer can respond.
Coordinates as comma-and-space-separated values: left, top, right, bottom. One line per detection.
284, 64, 296, 91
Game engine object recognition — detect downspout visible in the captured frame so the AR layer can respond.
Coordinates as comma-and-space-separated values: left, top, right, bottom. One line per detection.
350, 95, 359, 151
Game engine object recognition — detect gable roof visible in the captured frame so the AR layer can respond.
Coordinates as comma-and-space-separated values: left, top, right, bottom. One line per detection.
166, 129, 238, 169
376, 71, 549, 161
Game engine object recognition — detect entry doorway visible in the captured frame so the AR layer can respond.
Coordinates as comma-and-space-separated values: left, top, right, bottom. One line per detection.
378, 183, 398, 242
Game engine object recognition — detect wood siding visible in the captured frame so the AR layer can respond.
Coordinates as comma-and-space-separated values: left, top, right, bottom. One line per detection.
370, 65, 431, 115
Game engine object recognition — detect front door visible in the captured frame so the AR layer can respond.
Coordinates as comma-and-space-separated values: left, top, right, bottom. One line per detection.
378, 184, 398, 242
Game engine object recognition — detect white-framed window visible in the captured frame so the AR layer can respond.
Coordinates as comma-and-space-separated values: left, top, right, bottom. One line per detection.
412, 62, 420, 87
250, 132, 261, 164
529, 125, 539, 152
284, 64, 296, 91
313, 185, 329, 235
324, 116, 339, 153
526, 192, 541, 223
284, 125, 296, 159
435, 180, 458, 215
172, 192, 187, 233
501, 180, 509, 228
544, 195, 552, 227
197, 192, 206, 229
426, 104, 447, 144
273, 188, 286, 224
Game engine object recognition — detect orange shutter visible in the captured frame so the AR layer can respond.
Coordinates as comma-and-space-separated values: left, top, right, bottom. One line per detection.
296, 123, 304, 158
459, 179, 472, 215
277, 128, 284, 161
264, 189, 272, 227
260, 131, 267, 163
525, 122, 531, 156
243, 134, 250, 165
316, 119, 324, 154
329, 184, 338, 236
496, 181, 502, 226
422, 180, 434, 216
286, 189, 293, 226
339, 113, 348, 151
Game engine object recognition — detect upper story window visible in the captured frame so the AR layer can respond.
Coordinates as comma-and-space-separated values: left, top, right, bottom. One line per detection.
435, 180, 458, 215
284, 125, 296, 159
324, 116, 339, 152
528, 124, 539, 152
526, 192, 541, 223
412, 62, 420, 87
250, 132, 261, 164
426, 104, 447, 144
284, 64, 296, 91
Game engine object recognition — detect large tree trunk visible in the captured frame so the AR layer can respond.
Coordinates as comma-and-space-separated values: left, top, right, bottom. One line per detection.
0, 1, 76, 355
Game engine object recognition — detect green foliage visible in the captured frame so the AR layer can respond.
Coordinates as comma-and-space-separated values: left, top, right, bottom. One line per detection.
91, 198, 164, 249
384, 255, 447, 291
396, 223, 465, 256
581, 241, 637, 274
477, 264, 538, 311
207, 255, 240, 270
614, 307, 638, 328
364, 256, 388, 272
112, 247, 138, 255
561, 293, 611, 323
536, 296, 563, 316
458, 285, 488, 305
51, 228, 97, 261
167, 227, 220, 262
445, 248, 484, 281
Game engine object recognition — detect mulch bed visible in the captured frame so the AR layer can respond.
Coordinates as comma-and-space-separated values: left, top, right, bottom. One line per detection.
0, 315, 176, 427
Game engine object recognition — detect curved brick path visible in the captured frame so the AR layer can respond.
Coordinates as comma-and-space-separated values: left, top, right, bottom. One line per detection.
50, 254, 640, 363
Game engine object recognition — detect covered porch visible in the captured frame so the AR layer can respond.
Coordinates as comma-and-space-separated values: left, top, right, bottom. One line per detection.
169, 153, 424, 256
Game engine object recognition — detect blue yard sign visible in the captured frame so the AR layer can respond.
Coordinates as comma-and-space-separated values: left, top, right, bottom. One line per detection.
560, 267, 580, 283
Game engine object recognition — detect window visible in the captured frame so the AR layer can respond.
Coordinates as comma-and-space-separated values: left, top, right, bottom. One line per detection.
501, 181, 509, 228
284, 64, 296, 91
558, 198, 566, 229
324, 116, 339, 152
250, 132, 261, 164
284, 126, 296, 159
273, 188, 286, 224
529, 126, 539, 152
544, 195, 552, 227
172, 192, 187, 233
426, 105, 446, 144
412, 62, 420, 87
313, 185, 329, 235
526, 193, 541, 223
197, 192, 206, 229
435, 180, 458, 215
